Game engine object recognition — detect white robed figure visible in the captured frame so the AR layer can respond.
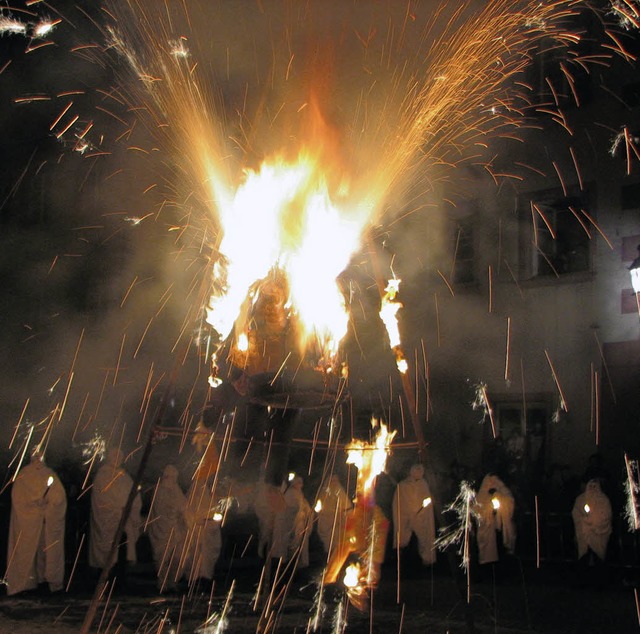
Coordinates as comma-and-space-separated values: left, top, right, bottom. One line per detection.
148, 464, 188, 591
571, 479, 612, 561
6, 451, 67, 595
315, 474, 351, 557
475, 473, 516, 564
253, 471, 285, 559
182, 478, 222, 585
393, 463, 437, 565
89, 448, 142, 570
272, 475, 312, 568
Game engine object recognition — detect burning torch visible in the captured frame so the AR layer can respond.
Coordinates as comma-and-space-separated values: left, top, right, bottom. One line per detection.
43, 475, 54, 501
489, 488, 500, 513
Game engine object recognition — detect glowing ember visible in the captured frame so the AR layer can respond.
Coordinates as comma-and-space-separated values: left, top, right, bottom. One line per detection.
343, 563, 360, 589
33, 19, 60, 38
0, 16, 26, 35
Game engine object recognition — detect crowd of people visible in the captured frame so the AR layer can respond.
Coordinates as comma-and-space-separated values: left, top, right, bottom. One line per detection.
2, 444, 615, 598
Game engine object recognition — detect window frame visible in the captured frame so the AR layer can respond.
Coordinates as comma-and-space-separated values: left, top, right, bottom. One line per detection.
518, 184, 595, 282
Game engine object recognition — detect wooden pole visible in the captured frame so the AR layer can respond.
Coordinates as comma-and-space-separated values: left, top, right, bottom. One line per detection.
80, 369, 177, 634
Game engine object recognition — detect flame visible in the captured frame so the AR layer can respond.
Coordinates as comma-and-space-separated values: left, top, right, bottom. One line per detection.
584, 503, 591, 514
379, 279, 408, 374
205, 151, 368, 370
314, 499, 322, 513
379, 279, 402, 348
491, 497, 501, 511
343, 563, 360, 588
324, 420, 393, 597
46, 476, 54, 487
236, 332, 248, 352
346, 420, 396, 495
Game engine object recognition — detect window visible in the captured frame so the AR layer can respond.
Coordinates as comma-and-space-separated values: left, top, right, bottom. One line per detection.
519, 186, 593, 279
525, 9, 596, 113
530, 51, 593, 112
496, 402, 547, 469
482, 399, 550, 487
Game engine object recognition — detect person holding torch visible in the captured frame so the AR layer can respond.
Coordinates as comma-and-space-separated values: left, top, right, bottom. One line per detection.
393, 463, 436, 570
5, 449, 67, 596
315, 474, 351, 559
474, 473, 516, 565
571, 478, 612, 565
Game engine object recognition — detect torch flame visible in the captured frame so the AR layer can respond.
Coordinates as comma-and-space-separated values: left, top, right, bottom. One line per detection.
236, 332, 248, 352
379, 279, 408, 373
346, 420, 396, 495
379, 279, 403, 348
343, 563, 361, 588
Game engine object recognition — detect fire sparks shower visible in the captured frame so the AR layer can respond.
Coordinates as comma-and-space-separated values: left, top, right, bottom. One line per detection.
80, 0, 621, 406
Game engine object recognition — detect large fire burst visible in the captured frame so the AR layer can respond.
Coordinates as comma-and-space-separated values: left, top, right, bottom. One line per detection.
31, 0, 637, 392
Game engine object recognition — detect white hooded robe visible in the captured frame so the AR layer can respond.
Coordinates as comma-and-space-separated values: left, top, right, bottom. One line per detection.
572, 479, 612, 561
182, 479, 222, 582
475, 474, 516, 565
6, 457, 67, 595
316, 475, 351, 557
147, 465, 187, 590
89, 448, 142, 569
272, 477, 311, 568
393, 464, 437, 565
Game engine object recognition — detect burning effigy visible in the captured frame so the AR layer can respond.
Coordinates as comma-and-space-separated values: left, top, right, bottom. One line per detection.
323, 420, 396, 610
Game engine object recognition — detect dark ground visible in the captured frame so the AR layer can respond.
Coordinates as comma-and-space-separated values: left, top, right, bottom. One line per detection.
1, 547, 639, 633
